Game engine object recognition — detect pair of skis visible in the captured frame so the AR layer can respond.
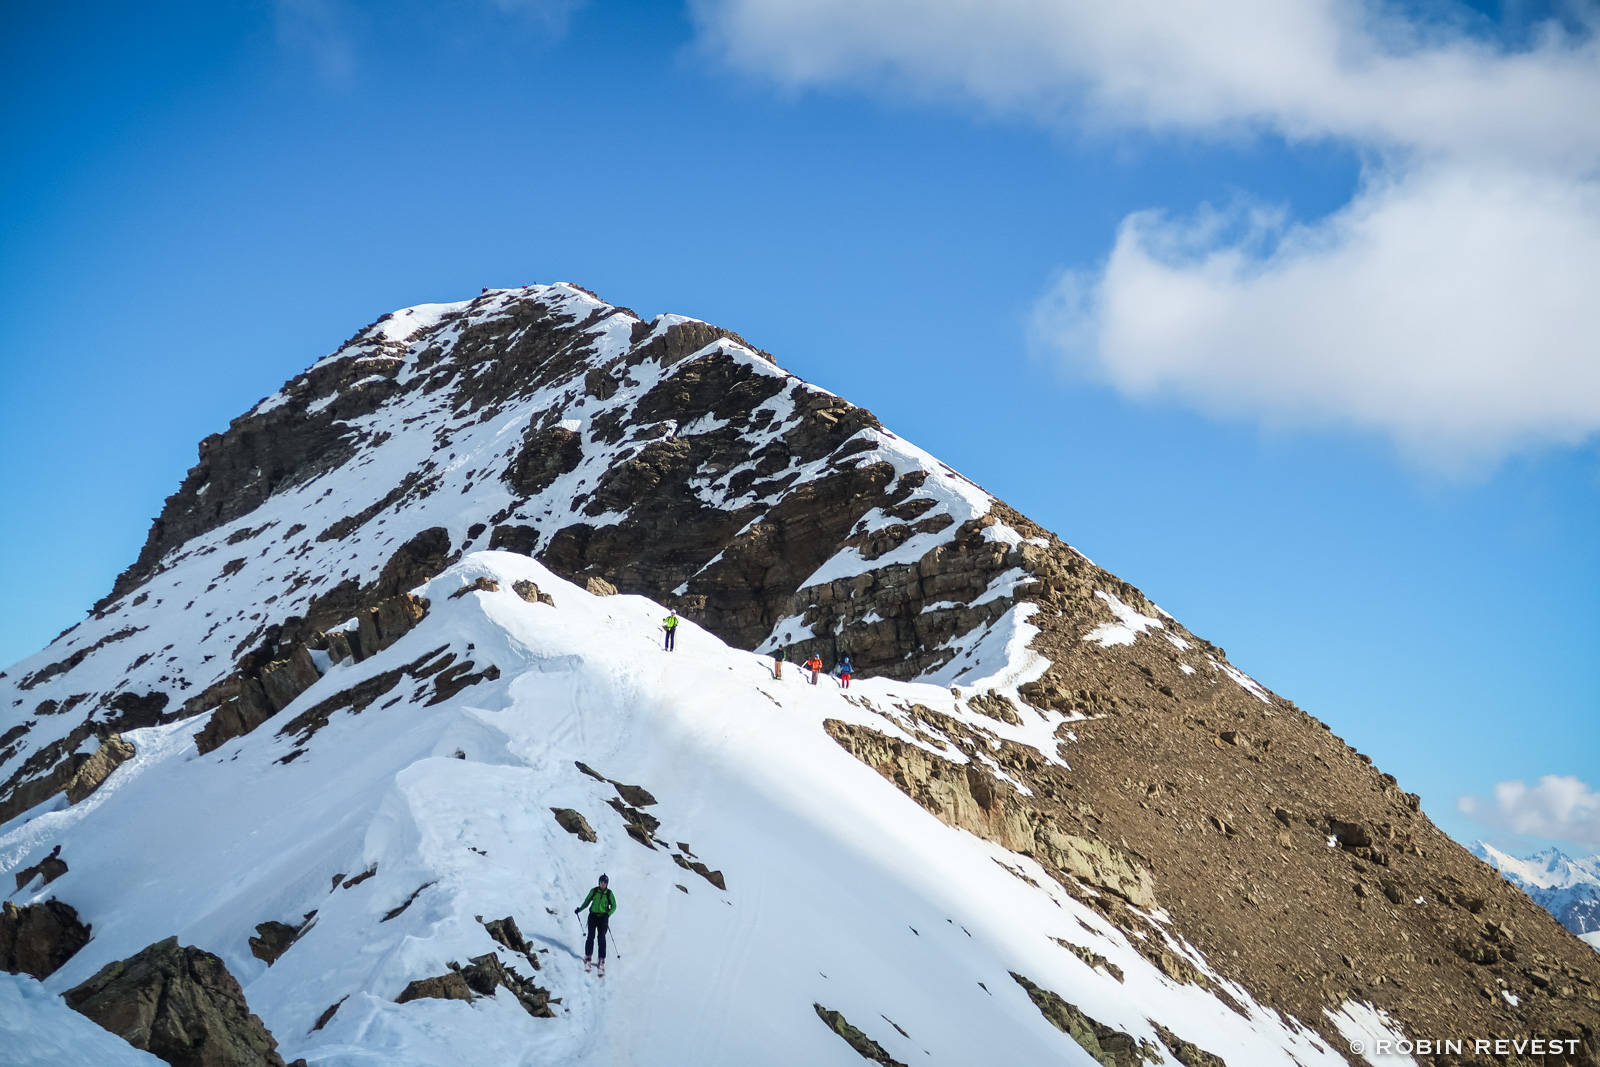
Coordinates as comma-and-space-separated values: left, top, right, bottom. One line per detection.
582, 915, 618, 977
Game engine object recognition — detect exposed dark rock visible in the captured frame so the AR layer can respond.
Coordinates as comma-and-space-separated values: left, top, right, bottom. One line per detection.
511, 580, 554, 606
194, 678, 274, 756
397, 954, 553, 1018
102, 690, 171, 732
14, 845, 68, 891
275, 645, 449, 748
380, 883, 434, 922
488, 524, 539, 555
1054, 937, 1124, 983
248, 912, 314, 966
812, 1003, 907, 1066
672, 853, 725, 891
449, 577, 500, 599
340, 866, 377, 889
0, 721, 96, 823
824, 718, 1154, 909
480, 915, 539, 969
551, 807, 596, 842
583, 576, 616, 596
64, 733, 136, 804
1010, 973, 1155, 1067
247, 922, 298, 966
19, 627, 143, 690
371, 528, 454, 600
505, 424, 583, 496
64, 935, 295, 1066
1152, 1023, 1228, 1067
606, 797, 660, 849
459, 952, 553, 1017
310, 996, 346, 1032
395, 970, 473, 1004
259, 646, 320, 713
425, 661, 499, 706
0, 899, 91, 979
966, 689, 1022, 725
612, 782, 656, 807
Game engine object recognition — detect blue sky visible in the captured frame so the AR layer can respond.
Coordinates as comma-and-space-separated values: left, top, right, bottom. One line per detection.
2, 0, 1596, 855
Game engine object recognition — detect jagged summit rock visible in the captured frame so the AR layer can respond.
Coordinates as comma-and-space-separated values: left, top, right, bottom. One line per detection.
1, 283, 1597, 1064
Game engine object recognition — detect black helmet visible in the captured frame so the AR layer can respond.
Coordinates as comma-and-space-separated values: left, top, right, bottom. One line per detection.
598, 874, 609, 884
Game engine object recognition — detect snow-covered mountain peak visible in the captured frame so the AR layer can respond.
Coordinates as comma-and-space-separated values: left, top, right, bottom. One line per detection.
5, 283, 1600, 1064
1473, 841, 1600, 940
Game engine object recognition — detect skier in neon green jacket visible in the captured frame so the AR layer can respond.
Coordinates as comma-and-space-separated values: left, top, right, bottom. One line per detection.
575, 874, 617, 971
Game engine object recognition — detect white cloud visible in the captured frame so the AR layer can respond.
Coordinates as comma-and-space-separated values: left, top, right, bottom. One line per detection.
486, 0, 587, 32
1035, 162, 1600, 467
694, 0, 1600, 466
276, 0, 355, 83
1459, 775, 1600, 847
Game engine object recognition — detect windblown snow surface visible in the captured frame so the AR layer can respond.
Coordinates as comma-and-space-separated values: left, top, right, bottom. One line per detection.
0, 551, 1385, 1065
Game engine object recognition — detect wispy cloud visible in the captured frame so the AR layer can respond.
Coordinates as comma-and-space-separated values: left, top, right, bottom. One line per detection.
692, 0, 1600, 469
1459, 775, 1600, 847
275, 0, 355, 84
485, 0, 587, 34
275, 0, 586, 81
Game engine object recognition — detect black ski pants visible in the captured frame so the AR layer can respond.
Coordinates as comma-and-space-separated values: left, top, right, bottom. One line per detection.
664, 628, 675, 650
586, 912, 610, 960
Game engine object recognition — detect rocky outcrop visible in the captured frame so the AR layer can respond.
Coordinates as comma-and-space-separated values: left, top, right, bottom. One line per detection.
1010, 973, 1155, 1067
813, 1004, 907, 1067
193, 592, 431, 756
824, 717, 1154, 909
506, 425, 582, 496
0, 899, 91, 979
0, 720, 97, 823
14, 844, 68, 891
396, 953, 553, 1018
64, 936, 302, 1067
396, 970, 473, 1004
550, 807, 596, 842
1152, 1024, 1228, 1067
65, 733, 135, 803
258, 647, 319, 713
248, 912, 314, 967
512, 579, 554, 605
480, 914, 542, 972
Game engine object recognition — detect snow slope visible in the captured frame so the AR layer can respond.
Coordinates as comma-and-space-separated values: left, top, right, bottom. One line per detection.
2, 553, 1371, 1066
0, 972, 165, 1066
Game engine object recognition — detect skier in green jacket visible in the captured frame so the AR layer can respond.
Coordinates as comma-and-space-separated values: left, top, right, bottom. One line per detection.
662, 612, 678, 651
576, 874, 617, 973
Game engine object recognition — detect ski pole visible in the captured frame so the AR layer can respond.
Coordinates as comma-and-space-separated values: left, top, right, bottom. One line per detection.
609, 926, 621, 959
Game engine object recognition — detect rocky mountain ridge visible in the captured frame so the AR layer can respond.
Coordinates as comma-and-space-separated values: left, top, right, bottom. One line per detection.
3, 283, 1599, 1065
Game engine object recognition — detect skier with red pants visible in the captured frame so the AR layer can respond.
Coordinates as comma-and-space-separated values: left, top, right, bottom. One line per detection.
575, 874, 617, 973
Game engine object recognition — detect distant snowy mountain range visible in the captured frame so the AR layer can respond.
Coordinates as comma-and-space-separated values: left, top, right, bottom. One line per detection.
1473, 842, 1600, 946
